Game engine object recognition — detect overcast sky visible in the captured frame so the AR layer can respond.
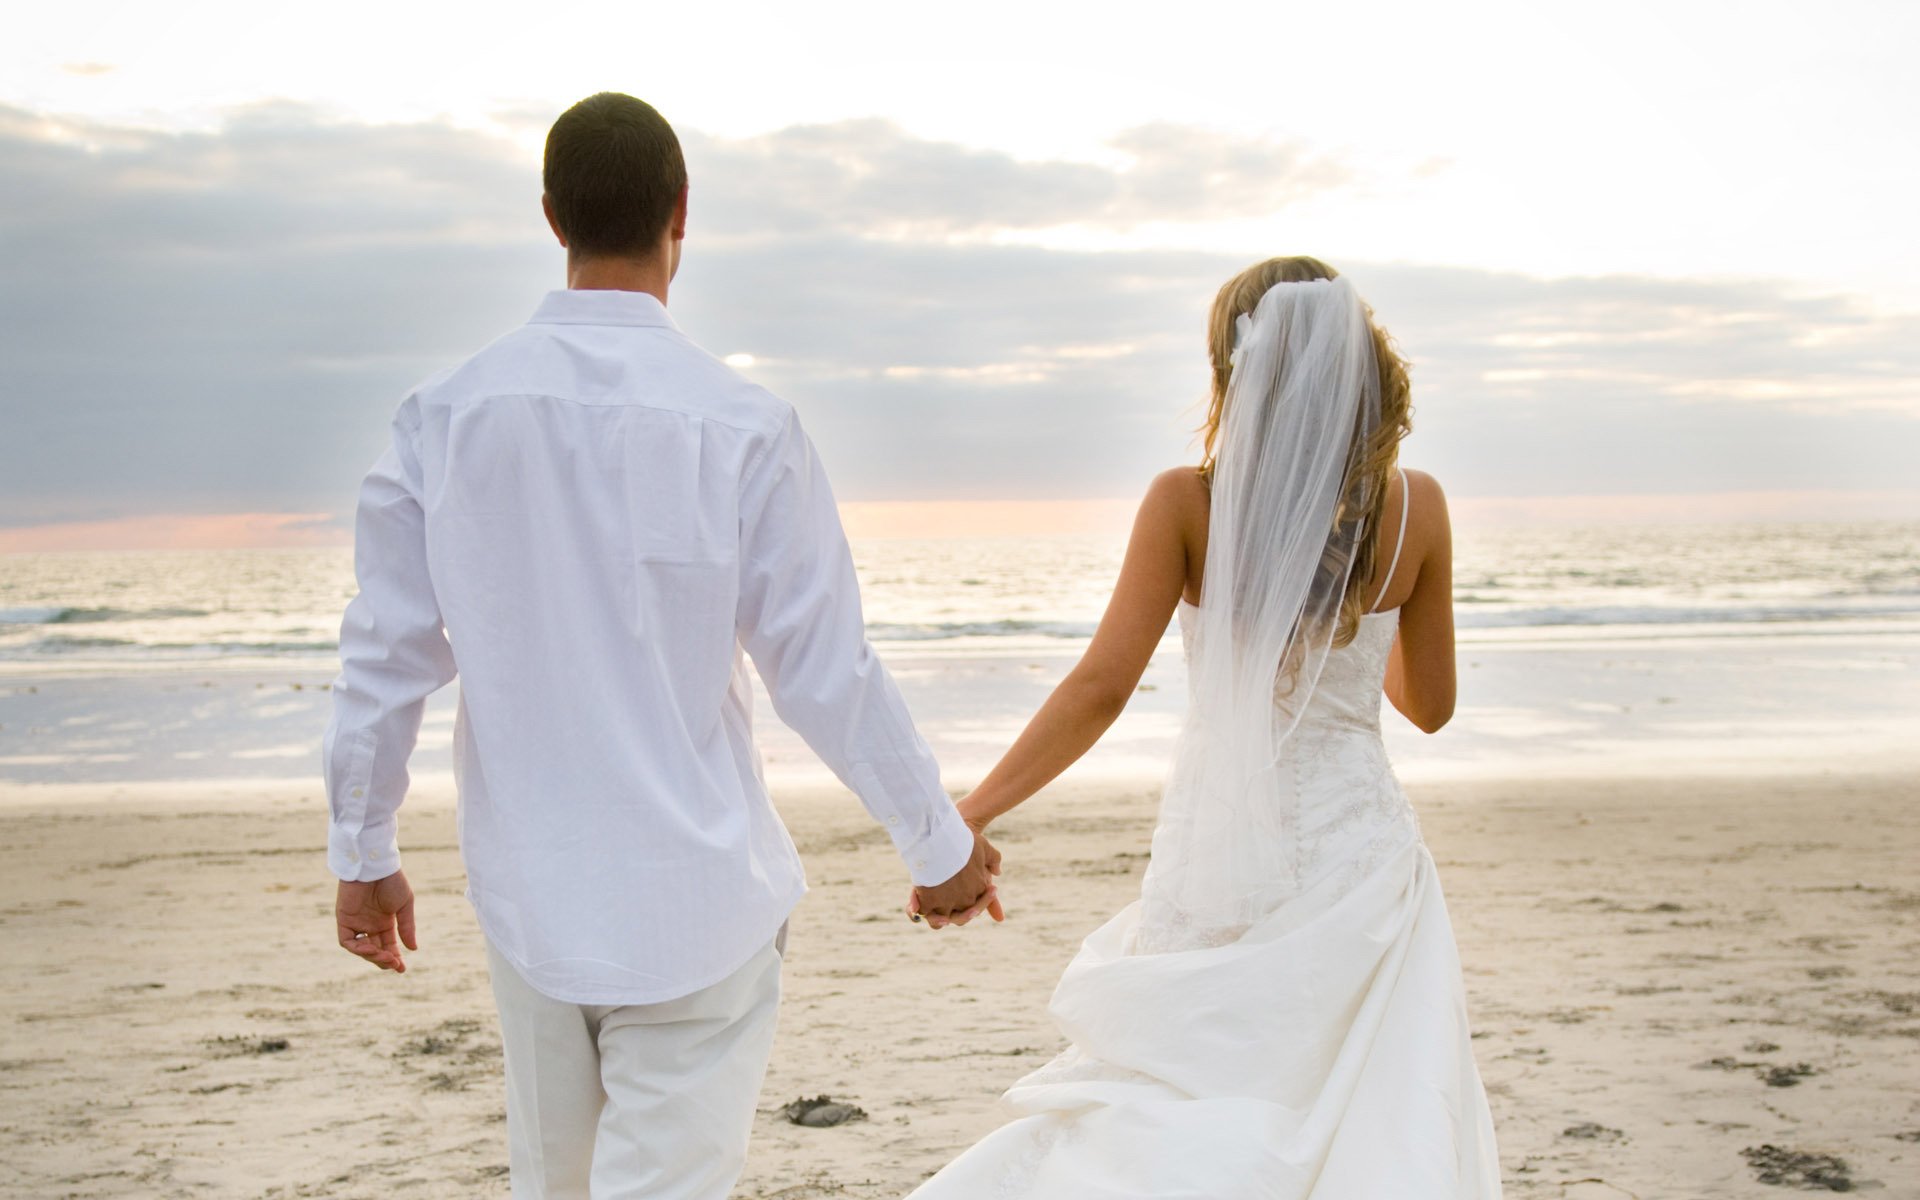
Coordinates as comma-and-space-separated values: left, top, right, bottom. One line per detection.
3, 1, 1917, 544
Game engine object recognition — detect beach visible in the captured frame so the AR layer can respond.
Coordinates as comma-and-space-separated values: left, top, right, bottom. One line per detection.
2, 768, 1918, 1198
5, 7, 1919, 1193
3, 529, 1920, 1196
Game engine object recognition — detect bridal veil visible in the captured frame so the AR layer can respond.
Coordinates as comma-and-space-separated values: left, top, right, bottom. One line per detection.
1139, 274, 1383, 947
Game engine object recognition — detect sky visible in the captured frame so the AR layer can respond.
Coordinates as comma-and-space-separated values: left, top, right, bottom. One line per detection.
3, 0, 1918, 549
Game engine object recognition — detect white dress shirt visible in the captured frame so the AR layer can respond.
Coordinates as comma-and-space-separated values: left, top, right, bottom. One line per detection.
323, 288, 974, 1004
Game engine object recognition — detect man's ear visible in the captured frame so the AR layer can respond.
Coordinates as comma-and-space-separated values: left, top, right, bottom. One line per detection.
670, 184, 688, 241
541, 193, 568, 248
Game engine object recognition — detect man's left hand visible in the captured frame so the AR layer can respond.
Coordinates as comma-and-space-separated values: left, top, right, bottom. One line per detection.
335, 869, 418, 973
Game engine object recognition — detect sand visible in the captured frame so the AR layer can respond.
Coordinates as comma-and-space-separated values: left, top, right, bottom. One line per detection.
2, 770, 1918, 1198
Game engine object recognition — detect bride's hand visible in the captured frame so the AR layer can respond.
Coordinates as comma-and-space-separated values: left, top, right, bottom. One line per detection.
908, 885, 1004, 927
959, 807, 1005, 922
908, 883, 1000, 929
909, 822, 1005, 927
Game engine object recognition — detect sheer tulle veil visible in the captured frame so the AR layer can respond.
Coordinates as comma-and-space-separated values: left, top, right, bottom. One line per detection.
1137, 275, 1384, 946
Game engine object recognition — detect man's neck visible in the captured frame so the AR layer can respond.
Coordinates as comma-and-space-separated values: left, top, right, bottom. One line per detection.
565, 254, 671, 305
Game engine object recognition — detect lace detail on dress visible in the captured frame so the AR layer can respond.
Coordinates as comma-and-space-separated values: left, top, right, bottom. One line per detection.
1129, 896, 1252, 955
1130, 603, 1421, 956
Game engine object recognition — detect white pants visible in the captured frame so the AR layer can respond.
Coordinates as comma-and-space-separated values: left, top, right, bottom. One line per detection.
485, 934, 784, 1200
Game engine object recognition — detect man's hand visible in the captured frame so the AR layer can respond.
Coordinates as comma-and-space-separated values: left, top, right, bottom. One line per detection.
335, 869, 418, 973
909, 827, 1004, 930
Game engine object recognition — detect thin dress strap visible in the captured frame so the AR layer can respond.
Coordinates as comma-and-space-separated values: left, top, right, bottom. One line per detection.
1368, 468, 1411, 614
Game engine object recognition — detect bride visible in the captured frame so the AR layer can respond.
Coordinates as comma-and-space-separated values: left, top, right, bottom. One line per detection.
907, 257, 1503, 1197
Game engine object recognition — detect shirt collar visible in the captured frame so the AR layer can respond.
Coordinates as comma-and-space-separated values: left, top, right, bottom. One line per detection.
528, 288, 679, 330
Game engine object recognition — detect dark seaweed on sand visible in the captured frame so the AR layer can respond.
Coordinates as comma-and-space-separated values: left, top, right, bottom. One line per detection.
1742, 1144, 1852, 1191
782, 1095, 869, 1127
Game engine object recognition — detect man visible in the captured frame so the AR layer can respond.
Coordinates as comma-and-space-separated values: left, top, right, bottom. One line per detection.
323, 91, 1000, 1199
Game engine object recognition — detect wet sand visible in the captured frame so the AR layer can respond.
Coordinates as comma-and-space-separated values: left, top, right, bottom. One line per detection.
1, 770, 1917, 1198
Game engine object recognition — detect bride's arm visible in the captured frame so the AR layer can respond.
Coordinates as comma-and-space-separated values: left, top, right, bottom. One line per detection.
956, 470, 1200, 830
1383, 471, 1456, 732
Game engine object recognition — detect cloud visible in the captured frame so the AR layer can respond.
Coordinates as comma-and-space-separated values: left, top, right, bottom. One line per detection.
1385, 265, 1920, 415
682, 119, 1347, 237
0, 104, 548, 524
0, 103, 1914, 531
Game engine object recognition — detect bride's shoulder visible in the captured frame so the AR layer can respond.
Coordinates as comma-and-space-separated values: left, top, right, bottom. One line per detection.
1140, 467, 1210, 581
1141, 465, 1210, 528
1397, 468, 1449, 513
1392, 469, 1452, 549
1146, 465, 1210, 508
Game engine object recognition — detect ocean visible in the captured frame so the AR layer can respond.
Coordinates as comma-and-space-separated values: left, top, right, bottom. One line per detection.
2, 522, 1917, 669
4, 520, 1917, 791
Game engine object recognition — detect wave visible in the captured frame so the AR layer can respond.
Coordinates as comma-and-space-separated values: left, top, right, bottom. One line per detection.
18, 636, 140, 652
0, 605, 211, 625
869, 602, 1920, 641
1457, 600, 1920, 629
0, 606, 71, 625
866, 619, 1099, 642
1, 602, 1914, 664
0, 636, 338, 659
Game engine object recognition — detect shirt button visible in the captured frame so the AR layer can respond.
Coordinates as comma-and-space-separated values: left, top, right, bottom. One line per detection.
351, 787, 365, 799
915, 859, 927, 870
887, 816, 900, 826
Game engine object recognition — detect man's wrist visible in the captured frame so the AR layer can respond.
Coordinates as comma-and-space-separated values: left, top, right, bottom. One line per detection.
327, 825, 401, 882
906, 805, 975, 886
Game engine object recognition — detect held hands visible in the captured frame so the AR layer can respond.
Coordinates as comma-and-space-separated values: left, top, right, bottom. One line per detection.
907, 822, 1005, 930
335, 869, 418, 973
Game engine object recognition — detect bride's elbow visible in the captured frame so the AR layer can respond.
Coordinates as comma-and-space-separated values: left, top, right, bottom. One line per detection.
1396, 687, 1455, 734
1410, 696, 1455, 734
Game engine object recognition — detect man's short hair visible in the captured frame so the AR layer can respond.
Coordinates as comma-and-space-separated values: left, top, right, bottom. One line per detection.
543, 93, 686, 259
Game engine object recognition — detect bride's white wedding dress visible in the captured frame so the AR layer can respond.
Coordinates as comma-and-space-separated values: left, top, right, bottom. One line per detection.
908, 489, 1503, 1198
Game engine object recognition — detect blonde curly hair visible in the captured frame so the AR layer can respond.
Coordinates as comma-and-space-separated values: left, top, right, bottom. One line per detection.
1198, 255, 1414, 648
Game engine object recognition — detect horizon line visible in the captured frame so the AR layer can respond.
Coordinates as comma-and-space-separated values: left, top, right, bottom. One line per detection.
3, 488, 1918, 554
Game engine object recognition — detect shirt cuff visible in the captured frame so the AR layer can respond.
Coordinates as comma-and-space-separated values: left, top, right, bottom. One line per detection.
901, 803, 976, 887
328, 822, 402, 882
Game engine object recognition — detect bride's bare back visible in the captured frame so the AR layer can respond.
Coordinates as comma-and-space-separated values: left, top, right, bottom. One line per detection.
953, 464, 1457, 833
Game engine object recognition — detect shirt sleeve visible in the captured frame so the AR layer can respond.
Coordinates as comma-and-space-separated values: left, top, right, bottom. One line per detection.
735, 410, 974, 887
322, 399, 459, 882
